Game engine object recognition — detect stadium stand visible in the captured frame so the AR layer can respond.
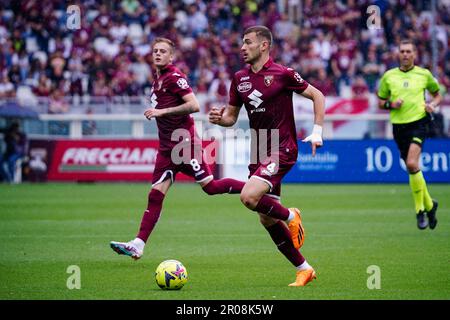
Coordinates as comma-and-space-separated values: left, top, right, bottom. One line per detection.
0, 0, 447, 105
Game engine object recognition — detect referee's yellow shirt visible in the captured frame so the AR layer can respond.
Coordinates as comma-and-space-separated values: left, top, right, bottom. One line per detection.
378, 66, 440, 124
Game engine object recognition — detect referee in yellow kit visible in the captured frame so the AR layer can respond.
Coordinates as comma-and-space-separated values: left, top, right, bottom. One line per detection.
378, 39, 442, 230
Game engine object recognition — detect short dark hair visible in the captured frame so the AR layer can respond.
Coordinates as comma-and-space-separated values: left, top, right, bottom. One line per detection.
152, 37, 175, 53
399, 39, 416, 51
243, 25, 273, 47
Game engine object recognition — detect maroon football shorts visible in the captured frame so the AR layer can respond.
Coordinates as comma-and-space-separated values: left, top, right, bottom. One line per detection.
151, 148, 213, 186
248, 152, 297, 199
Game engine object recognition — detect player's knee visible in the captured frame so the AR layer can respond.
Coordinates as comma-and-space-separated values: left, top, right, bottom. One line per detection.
240, 192, 259, 209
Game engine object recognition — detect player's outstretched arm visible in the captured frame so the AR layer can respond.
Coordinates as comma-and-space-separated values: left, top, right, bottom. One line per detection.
208, 104, 240, 127
144, 93, 200, 120
300, 84, 325, 156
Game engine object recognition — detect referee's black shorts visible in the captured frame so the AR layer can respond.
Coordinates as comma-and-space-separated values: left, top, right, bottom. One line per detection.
392, 114, 431, 162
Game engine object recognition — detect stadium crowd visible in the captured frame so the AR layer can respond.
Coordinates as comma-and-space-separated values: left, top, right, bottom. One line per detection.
0, 0, 449, 111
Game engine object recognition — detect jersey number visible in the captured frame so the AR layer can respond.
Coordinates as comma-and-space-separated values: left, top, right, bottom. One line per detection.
190, 159, 201, 172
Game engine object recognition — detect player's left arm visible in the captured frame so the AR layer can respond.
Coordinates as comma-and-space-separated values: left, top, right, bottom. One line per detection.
424, 72, 442, 113
299, 84, 325, 156
144, 93, 200, 119
425, 90, 442, 113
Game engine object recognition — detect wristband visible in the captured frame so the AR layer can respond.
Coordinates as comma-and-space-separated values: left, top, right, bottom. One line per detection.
312, 124, 323, 136
383, 101, 392, 110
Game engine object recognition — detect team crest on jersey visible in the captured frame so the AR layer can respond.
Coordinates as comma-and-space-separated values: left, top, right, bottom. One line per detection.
264, 75, 274, 86
177, 78, 190, 89
238, 81, 252, 92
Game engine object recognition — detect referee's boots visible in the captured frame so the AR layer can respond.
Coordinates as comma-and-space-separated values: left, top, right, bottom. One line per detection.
416, 211, 428, 230
426, 200, 438, 230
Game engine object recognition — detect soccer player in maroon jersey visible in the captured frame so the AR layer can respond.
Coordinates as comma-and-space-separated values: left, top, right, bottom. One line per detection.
110, 38, 244, 259
209, 26, 325, 286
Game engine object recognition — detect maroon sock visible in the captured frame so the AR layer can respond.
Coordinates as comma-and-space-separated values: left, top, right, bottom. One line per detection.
202, 178, 245, 195
254, 195, 290, 220
136, 189, 165, 242
265, 221, 305, 267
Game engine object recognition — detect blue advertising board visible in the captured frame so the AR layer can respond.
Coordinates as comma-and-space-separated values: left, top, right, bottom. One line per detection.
283, 139, 450, 183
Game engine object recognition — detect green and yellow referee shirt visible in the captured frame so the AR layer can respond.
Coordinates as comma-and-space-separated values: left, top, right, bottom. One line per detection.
378, 66, 440, 124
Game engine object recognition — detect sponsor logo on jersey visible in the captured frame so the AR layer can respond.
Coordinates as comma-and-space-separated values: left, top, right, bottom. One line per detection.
403, 81, 408, 88
240, 76, 250, 81
238, 81, 252, 92
177, 78, 190, 89
264, 75, 274, 86
157, 81, 163, 90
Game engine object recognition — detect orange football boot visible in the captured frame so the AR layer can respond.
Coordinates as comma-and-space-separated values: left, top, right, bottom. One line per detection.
288, 268, 317, 287
288, 208, 305, 249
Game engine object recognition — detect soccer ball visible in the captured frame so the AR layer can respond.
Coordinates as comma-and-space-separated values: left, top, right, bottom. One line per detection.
155, 259, 188, 290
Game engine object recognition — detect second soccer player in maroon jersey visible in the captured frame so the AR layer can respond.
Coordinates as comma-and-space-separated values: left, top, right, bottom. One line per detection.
209, 26, 325, 286
110, 38, 245, 259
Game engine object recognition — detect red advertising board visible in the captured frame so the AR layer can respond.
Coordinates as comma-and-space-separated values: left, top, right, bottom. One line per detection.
41, 139, 216, 182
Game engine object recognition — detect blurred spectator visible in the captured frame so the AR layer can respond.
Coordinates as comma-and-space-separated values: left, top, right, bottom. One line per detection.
111, 61, 133, 95
264, 2, 281, 31
310, 68, 337, 96
351, 75, 369, 99
299, 44, 325, 78
0, 73, 15, 98
48, 51, 66, 90
311, 30, 332, 66
48, 87, 69, 135
362, 51, 385, 93
208, 70, 231, 105
1, 121, 28, 183
331, 43, 356, 95
49, 87, 69, 114
187, 4, 208, 38
82, 107, 97, 136
273, 13, 297, 43
120, 0, 145, 24
33, 74, 52, 97
92, 72, 112, 97
129, 54, 151, 90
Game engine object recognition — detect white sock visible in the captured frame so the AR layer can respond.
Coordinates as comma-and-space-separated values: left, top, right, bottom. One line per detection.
286, 209, 295, 223
296, 260, 311, 271
133, 238, 145, 251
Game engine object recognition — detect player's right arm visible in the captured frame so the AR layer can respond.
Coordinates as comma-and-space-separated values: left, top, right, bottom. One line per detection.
208, 104, 240, 127
377, 72, 402, 110
144, 93, 200, 120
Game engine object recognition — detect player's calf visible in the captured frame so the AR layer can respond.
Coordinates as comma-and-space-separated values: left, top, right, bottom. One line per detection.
202, 178, 245, 195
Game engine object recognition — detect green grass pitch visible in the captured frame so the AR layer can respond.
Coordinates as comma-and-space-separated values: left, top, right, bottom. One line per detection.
0, 183, 449, 300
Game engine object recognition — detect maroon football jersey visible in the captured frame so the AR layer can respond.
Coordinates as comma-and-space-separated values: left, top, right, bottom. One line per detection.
150, 64, 196, 152
229, 57, 309, 160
